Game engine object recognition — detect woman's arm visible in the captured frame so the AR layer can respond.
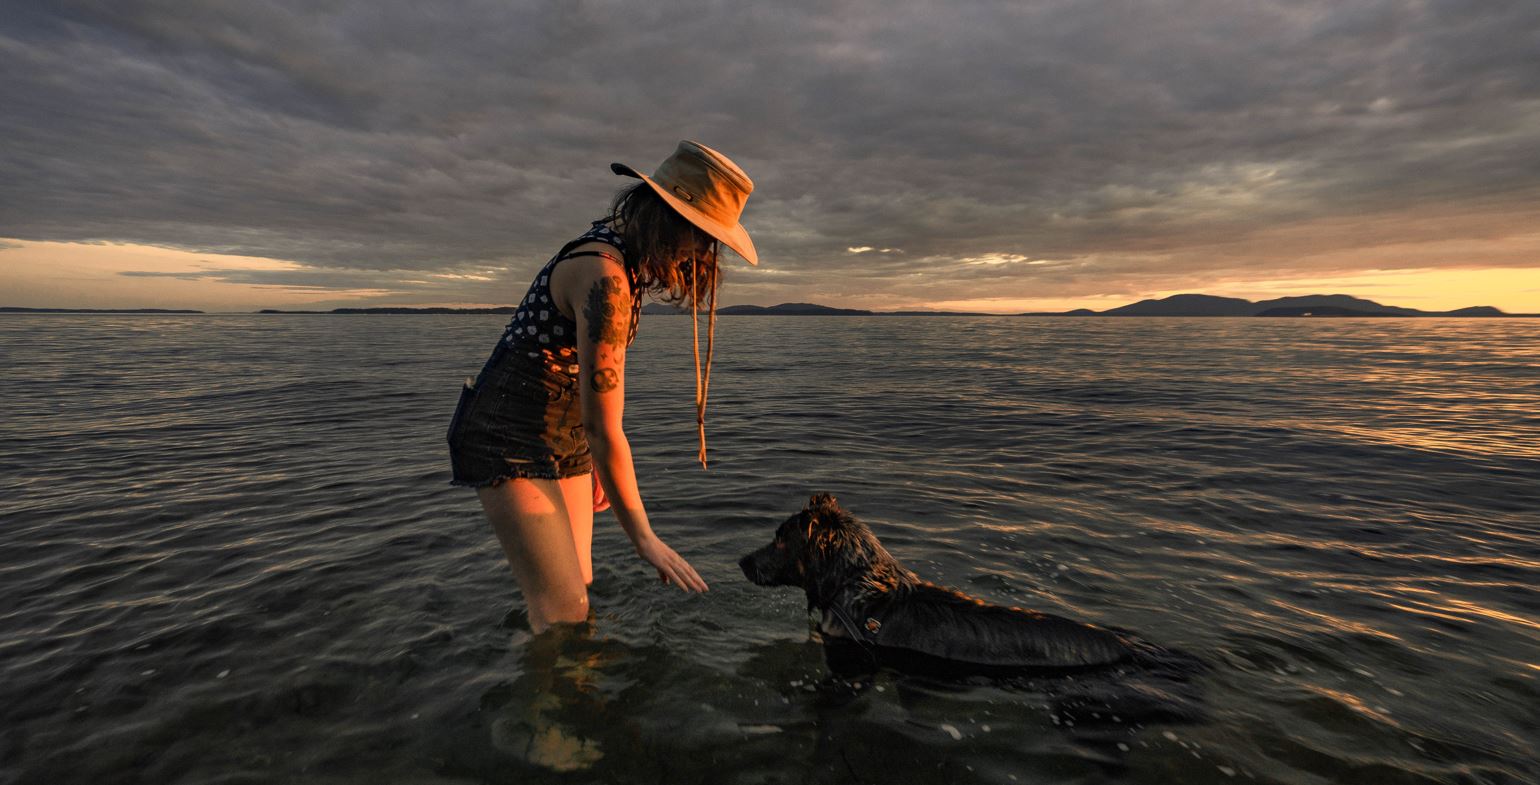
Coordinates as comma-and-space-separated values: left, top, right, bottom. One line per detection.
554, 253, 708, 592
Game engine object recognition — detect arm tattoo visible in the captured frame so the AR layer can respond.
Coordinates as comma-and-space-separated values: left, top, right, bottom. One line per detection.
590, 367, 620, 393
583, 276, 629, 349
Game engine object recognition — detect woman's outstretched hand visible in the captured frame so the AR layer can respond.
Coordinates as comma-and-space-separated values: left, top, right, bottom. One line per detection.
635, 535, 709, 593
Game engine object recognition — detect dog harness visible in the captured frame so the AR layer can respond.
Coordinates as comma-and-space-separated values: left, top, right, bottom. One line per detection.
821, 600, 887, 650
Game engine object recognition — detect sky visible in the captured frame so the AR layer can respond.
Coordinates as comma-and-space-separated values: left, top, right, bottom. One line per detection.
2, 0, 1538, 313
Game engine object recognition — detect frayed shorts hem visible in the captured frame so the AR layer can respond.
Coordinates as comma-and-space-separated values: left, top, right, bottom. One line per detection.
449, 465, 592, 488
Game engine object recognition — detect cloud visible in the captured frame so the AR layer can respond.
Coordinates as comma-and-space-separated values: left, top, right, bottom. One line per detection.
2, 0, 1538, 309
116, 260, 519, 302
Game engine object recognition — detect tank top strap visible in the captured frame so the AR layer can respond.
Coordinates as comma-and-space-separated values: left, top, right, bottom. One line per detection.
541, 222, 643, 347
554, 249, 624, 264
546, 220, 627, 269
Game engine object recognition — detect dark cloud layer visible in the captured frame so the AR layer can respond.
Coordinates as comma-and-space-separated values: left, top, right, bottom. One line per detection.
2, 0, 1537, 306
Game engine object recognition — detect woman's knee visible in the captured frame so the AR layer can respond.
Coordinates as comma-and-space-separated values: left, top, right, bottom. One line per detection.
531, 590, 591, 628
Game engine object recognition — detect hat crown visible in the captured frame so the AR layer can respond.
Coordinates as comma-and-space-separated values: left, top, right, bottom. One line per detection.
610, 139, 758, 266
650, 141, 753, 226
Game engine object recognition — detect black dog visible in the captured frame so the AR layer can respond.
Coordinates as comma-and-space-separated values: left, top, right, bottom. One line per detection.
740, 493, 1183, 680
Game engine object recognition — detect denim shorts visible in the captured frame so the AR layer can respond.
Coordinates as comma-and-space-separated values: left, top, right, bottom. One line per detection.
447, 344, 593, 486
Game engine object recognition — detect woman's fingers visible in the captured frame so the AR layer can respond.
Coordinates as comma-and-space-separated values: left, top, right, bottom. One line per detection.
663, 553, 708, 593
638, 537, 709, 593
678, 559, 709, 593
671, 550, 706, 593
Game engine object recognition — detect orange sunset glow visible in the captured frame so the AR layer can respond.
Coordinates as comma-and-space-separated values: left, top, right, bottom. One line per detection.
2, 4, 1537, 315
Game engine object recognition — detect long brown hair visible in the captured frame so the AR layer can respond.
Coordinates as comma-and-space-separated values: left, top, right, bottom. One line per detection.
605, 182, 721, 467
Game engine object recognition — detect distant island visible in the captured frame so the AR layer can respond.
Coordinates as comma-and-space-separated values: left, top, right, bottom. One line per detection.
255, 302, 985, 316
0, 306, 206, 314
645, 294, 1526, 317
256, 307, 518, 314
644, 302, 991, 316
1051, 293, 1513, 318
6, 294, 1531, 317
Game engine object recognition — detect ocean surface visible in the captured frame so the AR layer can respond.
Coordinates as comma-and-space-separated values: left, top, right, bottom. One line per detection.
1, 314, 1537, 785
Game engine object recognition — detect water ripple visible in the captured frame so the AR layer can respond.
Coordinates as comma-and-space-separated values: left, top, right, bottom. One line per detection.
1, 314, 1536, 784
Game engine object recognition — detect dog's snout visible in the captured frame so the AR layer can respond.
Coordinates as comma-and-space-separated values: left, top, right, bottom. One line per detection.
743, 534, 800, 588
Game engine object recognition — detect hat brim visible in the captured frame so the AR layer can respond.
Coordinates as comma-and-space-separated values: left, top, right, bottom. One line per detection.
611, 162, 759, 266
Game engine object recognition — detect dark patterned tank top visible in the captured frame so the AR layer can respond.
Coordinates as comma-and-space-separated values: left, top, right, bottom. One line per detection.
499, 220, 642, 379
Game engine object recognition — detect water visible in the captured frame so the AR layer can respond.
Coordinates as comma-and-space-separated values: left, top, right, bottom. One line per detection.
1, 314, 1536, 784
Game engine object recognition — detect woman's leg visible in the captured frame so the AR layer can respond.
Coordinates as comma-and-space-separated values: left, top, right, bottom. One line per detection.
557, 473, 596, 587
477, 478, 589, 632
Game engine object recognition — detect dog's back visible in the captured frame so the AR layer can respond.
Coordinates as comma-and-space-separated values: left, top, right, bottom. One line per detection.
846, 581, 1139, 674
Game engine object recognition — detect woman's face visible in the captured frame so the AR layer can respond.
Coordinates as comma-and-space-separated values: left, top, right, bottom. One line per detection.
685, 231, 713, 259
679, 233, 716, 266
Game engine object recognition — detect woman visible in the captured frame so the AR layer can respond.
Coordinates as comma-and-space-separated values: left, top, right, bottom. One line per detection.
448, 140, 758, 632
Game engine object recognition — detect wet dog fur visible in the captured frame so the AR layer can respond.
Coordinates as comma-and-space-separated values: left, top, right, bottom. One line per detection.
739, 493, 1187, 680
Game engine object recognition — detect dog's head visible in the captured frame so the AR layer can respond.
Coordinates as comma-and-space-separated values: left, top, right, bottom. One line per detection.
739, 493, 906, 606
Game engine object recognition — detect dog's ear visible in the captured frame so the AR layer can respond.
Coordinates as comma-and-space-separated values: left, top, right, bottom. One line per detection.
808, 493, 840, 513
805, 493, 845, 540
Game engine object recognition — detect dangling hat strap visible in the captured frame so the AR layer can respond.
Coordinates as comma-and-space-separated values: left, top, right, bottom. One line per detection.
690, 259, 717, 469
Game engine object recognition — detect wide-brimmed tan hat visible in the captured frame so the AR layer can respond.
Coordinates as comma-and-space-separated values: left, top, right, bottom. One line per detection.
611, 140, 758, 266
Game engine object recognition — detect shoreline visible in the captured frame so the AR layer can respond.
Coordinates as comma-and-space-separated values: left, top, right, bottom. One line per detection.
5, 309, 1537, 318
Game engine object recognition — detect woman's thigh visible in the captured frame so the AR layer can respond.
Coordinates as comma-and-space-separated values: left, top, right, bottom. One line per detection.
477, 478, 588, 626
556, 473, 595, 586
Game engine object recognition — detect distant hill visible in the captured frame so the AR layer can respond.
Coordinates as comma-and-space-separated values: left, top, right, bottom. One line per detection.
257, 303, 881, 316
880, 310, 994, 316
247, 295, 1516, 317
717, 302, 874, 316
643, 302, 874, 315
1100, 294, 1257, 316
1082, 293, 1508, 317
257, 306, 519, 314
11, 295, 1526, 317
1258, 304, 1510, 317
1254, 294, 1423, 316
2, 306, 204, 314
644, 302, 988, 316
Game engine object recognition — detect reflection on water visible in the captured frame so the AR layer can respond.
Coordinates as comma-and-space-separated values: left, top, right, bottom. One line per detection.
0, 314, 1536, 784
458, 620, 1207, 784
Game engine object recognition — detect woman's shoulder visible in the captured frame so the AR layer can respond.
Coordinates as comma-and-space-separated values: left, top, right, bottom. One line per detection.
549, 245, 630, 312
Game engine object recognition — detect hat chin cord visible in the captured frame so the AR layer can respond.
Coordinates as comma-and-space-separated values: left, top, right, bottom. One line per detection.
691, 258, 716, 469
